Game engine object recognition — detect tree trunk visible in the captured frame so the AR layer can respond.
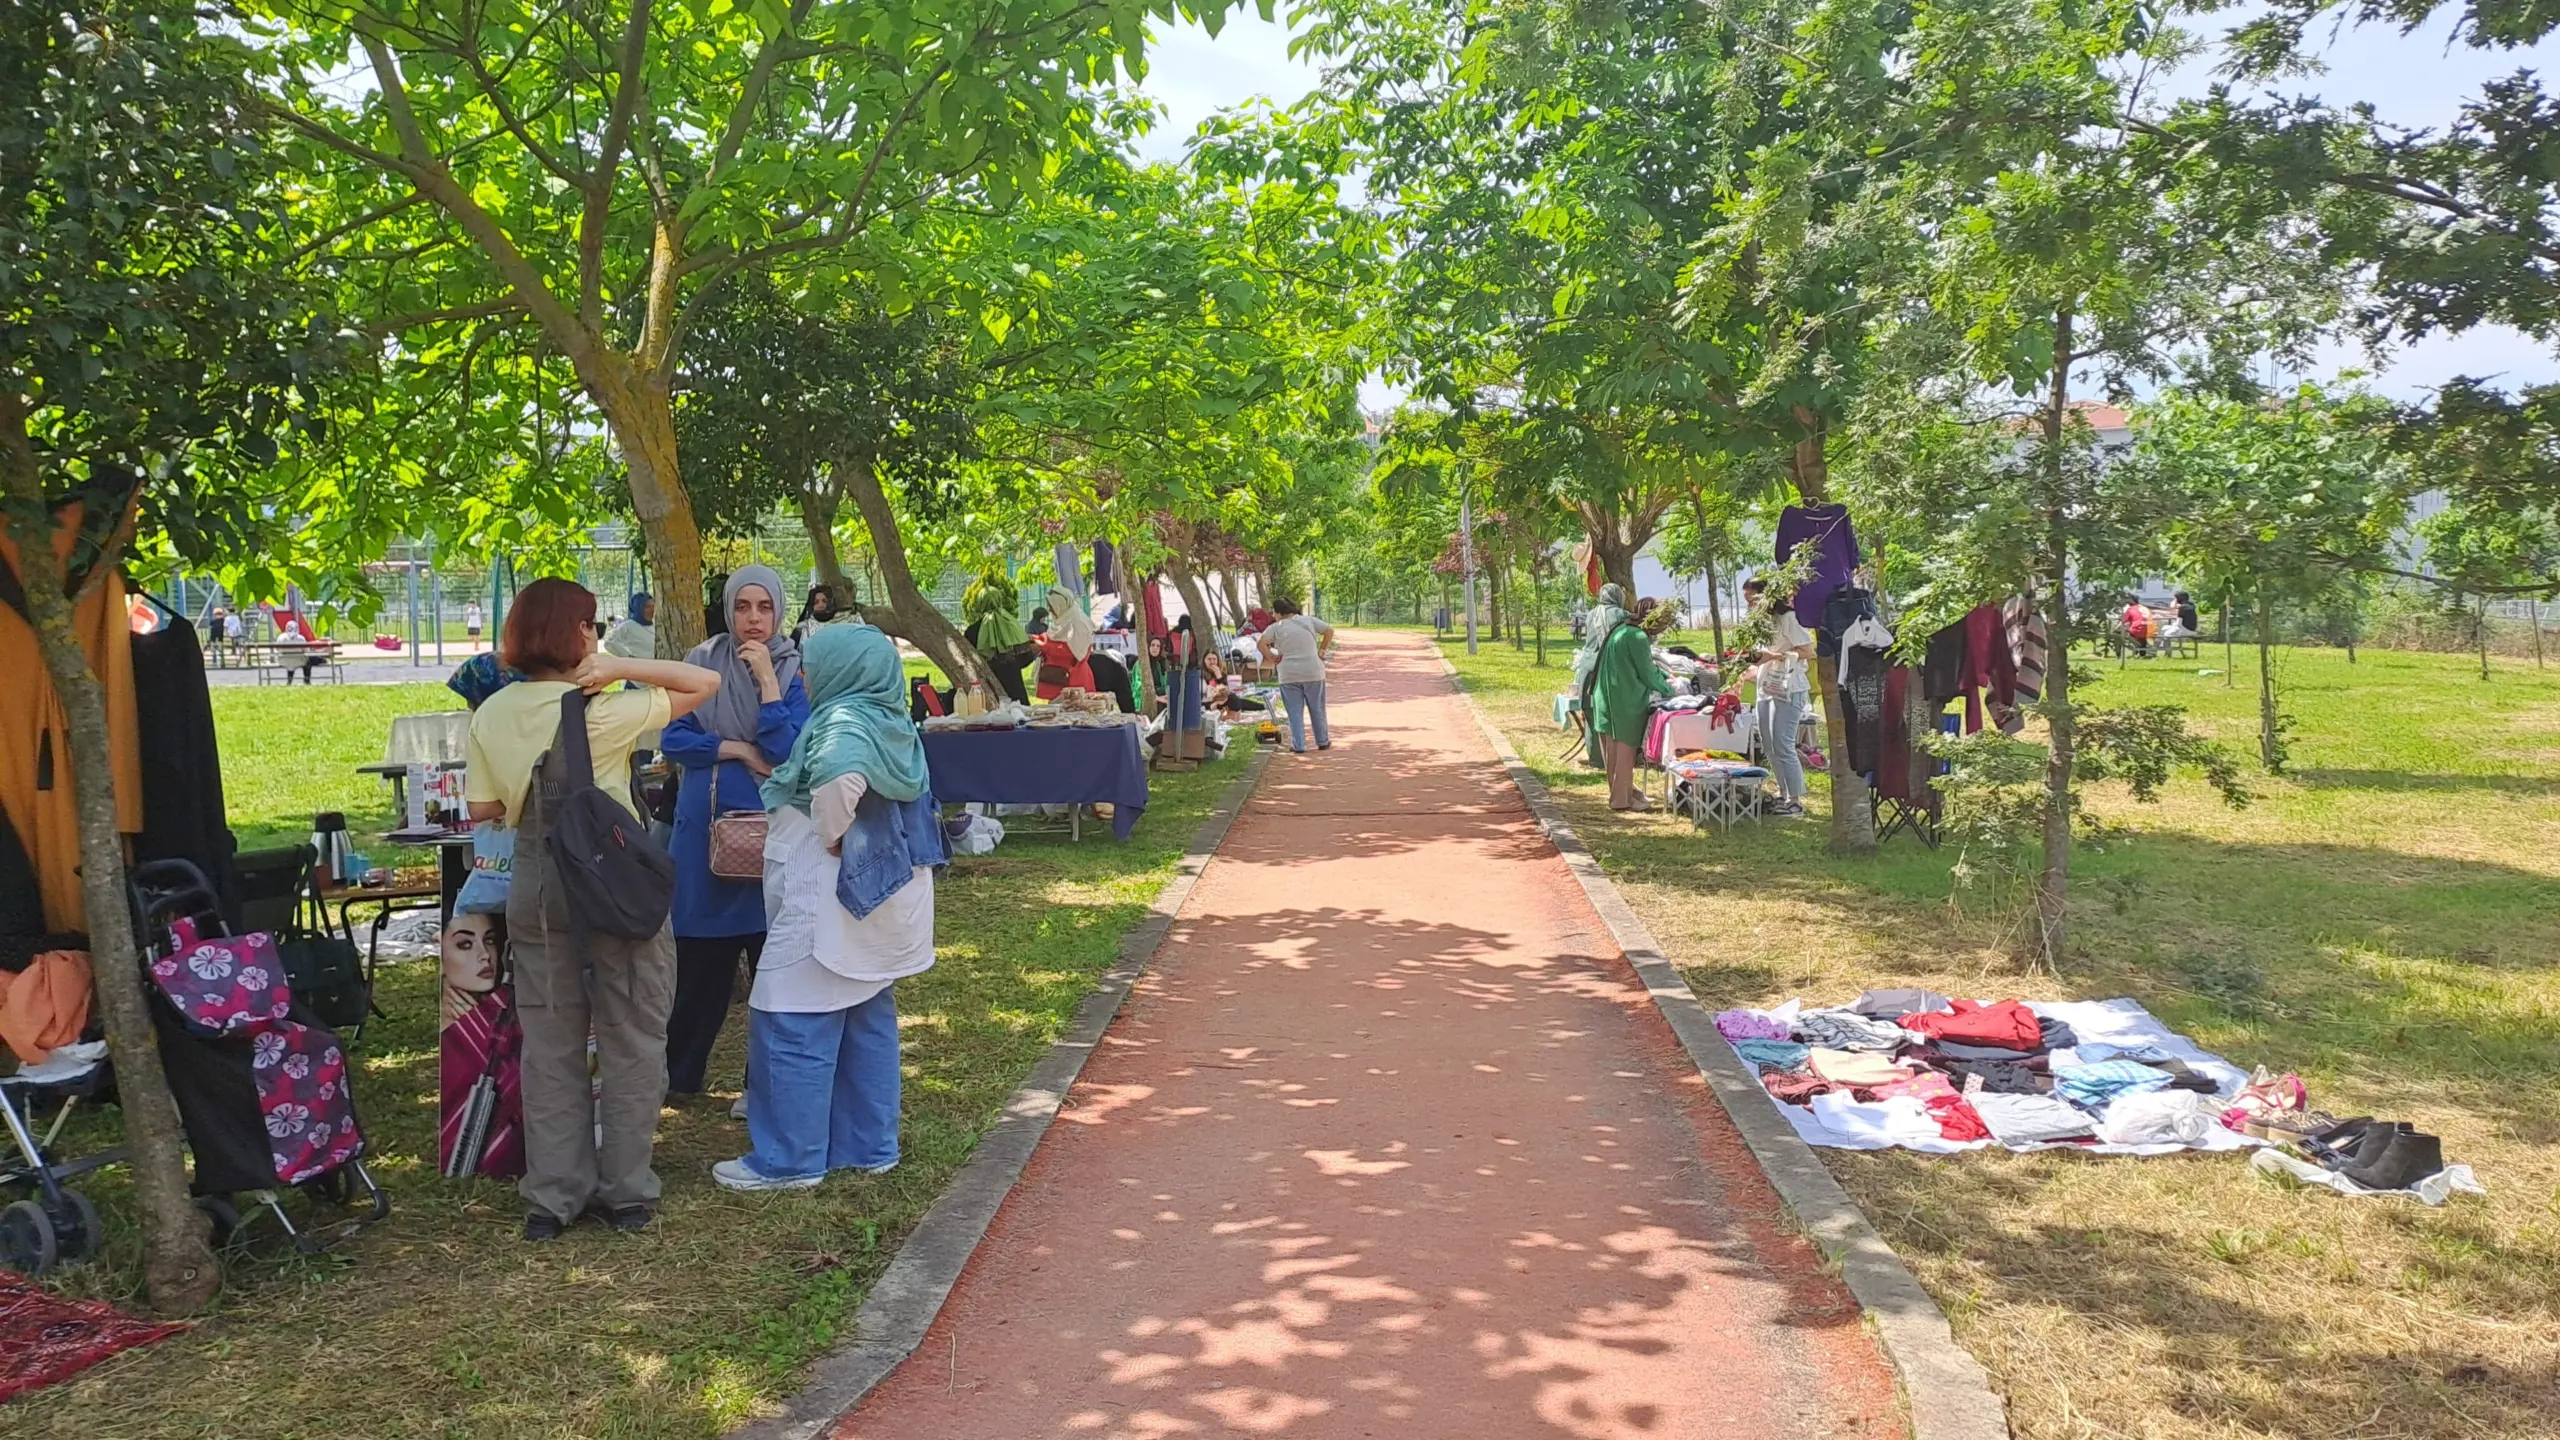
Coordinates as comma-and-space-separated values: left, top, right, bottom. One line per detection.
1218, 569, 1248, 628
2029, 311, 2076, 969
1585, 515, 1641, 596
1690, 488, 1727, 660
2257, 593, 2283, 771
2222, 591, 2235, 687
2478, 595, 2491, 680
797, 482, 853, 605
834, 459, 991, 691
2534, 599, 2546, 668
1787, 412, 1873, 855
1533, 563, 1548, 666
0, 425, 217, 1314
590, 367, 706, 659
1164, 558, 1218, 648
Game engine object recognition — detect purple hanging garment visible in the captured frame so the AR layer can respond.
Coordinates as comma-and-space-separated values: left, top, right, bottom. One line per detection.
1774, 503, 1860, 628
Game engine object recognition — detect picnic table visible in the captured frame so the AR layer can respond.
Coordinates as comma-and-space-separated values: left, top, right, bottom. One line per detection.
922, 722, 1149, 841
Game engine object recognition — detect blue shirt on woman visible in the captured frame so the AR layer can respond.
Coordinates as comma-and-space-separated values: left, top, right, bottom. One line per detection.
660, 680, 808, 937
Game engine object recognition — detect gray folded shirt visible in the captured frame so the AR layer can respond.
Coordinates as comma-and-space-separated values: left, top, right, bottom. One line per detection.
1969, 1091, 2098, 1146
1791, 1008, 1911, 1052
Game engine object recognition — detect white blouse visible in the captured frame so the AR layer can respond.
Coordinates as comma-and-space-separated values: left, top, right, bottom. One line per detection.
753, 772, 936, 1014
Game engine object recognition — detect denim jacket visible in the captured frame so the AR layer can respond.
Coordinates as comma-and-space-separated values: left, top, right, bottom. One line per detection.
835, 787, 949, 920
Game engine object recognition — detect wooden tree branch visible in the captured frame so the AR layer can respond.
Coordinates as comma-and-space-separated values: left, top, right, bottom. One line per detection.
584, 0, 656, 329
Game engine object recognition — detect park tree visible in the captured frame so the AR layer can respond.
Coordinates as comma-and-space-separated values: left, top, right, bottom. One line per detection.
251, 0, 1252, 654
1, 0, 343, 1313
674, 276, 985, 682
2133, 382, 2399, 771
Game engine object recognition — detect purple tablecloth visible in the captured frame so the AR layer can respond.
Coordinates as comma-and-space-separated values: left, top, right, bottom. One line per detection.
922, 725, 1148, 840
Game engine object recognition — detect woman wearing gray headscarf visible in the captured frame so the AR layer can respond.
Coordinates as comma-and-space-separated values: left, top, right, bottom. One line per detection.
657, 565, 809, 1098
1572, 583, 1631, 770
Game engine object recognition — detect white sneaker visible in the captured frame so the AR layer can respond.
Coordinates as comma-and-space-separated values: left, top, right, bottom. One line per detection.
712, 1158, 821, 1192
729, 1094, 749, 1120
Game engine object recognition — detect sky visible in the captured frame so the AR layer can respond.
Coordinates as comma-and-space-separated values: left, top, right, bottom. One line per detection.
1124, 4, 2560, 405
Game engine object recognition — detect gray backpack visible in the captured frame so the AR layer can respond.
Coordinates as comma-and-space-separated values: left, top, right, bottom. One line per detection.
539, 690, 674, 940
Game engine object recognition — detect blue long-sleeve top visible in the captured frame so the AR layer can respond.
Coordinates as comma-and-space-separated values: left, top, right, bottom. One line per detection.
660, 678, 809, 938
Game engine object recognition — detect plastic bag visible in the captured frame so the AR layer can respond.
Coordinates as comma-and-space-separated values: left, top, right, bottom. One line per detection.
952, 813, 1005, 857
454, 822, 514, 914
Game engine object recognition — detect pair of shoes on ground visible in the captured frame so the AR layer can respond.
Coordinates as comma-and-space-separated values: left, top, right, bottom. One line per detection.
523, 1202, 653, 1242
711, 1157, 897, 1193
2299, 1116, 2447, 1191
1764, 799, 1807, 818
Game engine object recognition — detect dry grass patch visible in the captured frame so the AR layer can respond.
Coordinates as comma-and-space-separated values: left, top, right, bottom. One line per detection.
1441, 631, 2560, 1440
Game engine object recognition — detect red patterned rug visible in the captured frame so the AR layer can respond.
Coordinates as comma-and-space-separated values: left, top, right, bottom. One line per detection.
0, 1270, 187, 1402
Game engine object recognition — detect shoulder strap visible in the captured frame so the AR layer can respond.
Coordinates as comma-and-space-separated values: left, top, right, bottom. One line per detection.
554, 690, 595, 790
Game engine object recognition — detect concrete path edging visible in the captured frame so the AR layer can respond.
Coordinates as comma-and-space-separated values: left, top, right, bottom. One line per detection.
736, 749, 1274, 1440
1438, 653, 2012, 1440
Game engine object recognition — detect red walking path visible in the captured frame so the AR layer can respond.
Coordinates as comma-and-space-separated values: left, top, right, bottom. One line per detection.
842, 630, 1902, 1439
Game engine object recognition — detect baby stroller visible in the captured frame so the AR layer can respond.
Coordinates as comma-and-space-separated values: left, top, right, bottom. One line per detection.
0, 1037, 120, 1276
132, 860, 388, 1253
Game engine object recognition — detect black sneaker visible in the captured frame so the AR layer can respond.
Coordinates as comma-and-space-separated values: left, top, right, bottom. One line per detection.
523, 1211, 568, 1243
602, 1204, 654, 1233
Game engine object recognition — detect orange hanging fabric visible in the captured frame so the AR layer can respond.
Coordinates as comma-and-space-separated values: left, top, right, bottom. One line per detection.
0, 498, 147, 931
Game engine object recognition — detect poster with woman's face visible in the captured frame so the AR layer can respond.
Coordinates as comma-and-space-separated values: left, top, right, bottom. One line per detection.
438, 911, 524, 1180
440, 912, 500, 1027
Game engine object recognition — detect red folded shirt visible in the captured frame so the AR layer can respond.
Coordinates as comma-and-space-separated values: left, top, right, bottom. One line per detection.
1897, 998, 2041, 1051
1926, 1093, 1991, 1142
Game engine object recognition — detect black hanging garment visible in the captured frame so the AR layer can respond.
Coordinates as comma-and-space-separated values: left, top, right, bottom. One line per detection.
129, 614, 242, 928
1922, 623, 1967, 704
1842, 642, 1889, 775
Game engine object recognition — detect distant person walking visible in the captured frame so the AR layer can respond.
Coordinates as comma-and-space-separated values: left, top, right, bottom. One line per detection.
1258, 598, 1337, 754
464, 599, 485, 643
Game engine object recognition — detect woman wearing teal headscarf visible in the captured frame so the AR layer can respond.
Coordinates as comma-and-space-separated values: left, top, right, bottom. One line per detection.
715, 623, 938, 1192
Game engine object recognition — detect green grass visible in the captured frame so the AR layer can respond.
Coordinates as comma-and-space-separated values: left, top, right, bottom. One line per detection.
1441, 633, 2560, 1440
207, 683, 461, 855
18, 698, 1250, 1439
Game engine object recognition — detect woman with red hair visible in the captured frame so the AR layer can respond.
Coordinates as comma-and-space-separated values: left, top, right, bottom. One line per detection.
464, 578, 722, 1241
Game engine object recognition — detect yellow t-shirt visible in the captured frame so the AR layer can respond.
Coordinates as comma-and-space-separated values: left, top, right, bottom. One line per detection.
464, 681, 672, 824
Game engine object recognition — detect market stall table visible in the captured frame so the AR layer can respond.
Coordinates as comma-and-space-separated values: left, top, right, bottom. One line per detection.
922, 723, 1148, 841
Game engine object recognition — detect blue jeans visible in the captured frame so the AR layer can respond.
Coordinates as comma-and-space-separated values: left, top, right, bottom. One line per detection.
1278, 680, 1331, 751
745, 988, 902, 1179
1756, 693, 1808, 800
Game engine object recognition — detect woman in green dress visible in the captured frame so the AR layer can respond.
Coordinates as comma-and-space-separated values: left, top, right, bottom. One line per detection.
1576, 584, 1672, 810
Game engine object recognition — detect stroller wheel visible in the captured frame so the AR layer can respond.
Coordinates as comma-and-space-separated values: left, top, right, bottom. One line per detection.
53, 1190, 105, 1265
192, 1194, 242, 1247
0, 1199, 58, 1277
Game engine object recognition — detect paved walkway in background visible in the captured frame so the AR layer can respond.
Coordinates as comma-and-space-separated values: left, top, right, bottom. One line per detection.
843, 630, 1901, 1440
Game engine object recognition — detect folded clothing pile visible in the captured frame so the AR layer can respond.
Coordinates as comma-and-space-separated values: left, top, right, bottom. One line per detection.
1724, 994, 2265, 1156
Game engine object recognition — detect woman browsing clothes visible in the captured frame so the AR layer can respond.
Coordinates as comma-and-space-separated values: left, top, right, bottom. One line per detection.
715, 623, 942, 1191
1742, 577, 1813, 819
463, 578, 721, 1240
1577, 583, 1672, 811
658, 566, 811, 1102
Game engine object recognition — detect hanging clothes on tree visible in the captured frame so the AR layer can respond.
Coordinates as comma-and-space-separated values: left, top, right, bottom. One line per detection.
129, 613, 241, 927
1773, 503, 1861, 629
0, 480, 147, 932
1839, 615, 1892, 775
1091, 541, 1118, 596
1051, 543, 1084, 598
1998, 597, 2048, 736
1874, 666, 1934, 804
1957, 604, 2018, 734
1922, 623, 1966, 705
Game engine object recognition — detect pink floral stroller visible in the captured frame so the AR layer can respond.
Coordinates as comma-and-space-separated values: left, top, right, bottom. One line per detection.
132, 861, 387, 1252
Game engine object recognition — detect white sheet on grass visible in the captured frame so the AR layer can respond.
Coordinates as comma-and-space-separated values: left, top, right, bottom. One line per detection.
1731, 997, 2266, 1156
